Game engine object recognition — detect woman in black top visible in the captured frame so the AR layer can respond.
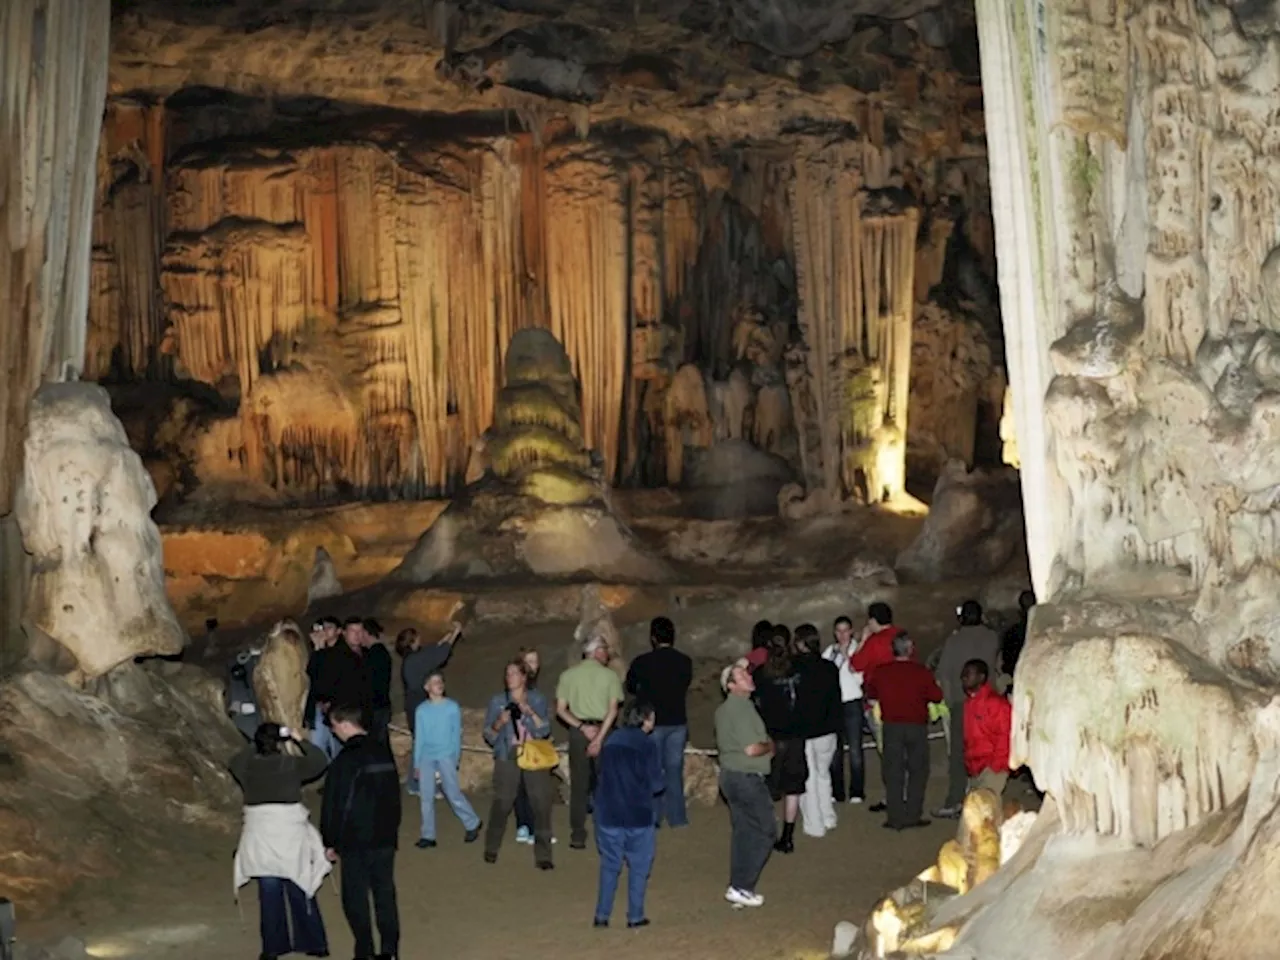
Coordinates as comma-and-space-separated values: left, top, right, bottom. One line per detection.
229, 724, 330, 960
752, 629, 807, 853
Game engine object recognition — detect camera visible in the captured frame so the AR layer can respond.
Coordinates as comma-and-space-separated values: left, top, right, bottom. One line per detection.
506, 703, 522, 726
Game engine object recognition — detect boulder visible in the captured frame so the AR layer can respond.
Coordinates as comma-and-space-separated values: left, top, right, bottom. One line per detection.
0, 662, 242, 915
306, 546, 343, 607
16, 384, 185, 678
894, 460, 1024, 582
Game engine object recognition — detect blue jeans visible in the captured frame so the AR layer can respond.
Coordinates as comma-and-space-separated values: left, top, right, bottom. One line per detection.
309, 706, 339, 760
418, 758, 481, 840
651, 724, 688, 827
258, 877, 327, 957
829, 699, 867, 800
594, 825, 656, 924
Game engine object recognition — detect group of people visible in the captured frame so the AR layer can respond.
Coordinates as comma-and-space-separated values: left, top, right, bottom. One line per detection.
712, 598, 1027, 909
225, 593, 1032, 959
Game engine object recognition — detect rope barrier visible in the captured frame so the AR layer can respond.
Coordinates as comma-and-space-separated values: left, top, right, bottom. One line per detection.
389, 723, 947, 758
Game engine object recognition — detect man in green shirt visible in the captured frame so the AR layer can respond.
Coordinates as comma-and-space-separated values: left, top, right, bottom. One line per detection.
556, 635, 625, 848
714, 659, 775, 909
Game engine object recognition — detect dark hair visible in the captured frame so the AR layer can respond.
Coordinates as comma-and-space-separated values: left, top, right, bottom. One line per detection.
505, 658, 530, 687
343, 616, 363, 628
205, 618, 219, 632
793, 623, 820, 652
362, 618, 383, 638
1018, 590, 1036, 613
868, 602, 893, 626
963, 658, 990, 682
772, 624, 791, 646
959, 600, 983, 626
650, 617, 676, 646
314, 615, 341, 630
328, 703, 365, 728
395, 627, 420, 658
834, 615, 853, 630
619, 698, 655, 729
253, 722, 286, 755
751, 620, 774, 650
764, 633, 793, 678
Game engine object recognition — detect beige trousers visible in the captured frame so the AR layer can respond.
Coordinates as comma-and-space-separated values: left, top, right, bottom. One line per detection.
968, 768, 1008, 798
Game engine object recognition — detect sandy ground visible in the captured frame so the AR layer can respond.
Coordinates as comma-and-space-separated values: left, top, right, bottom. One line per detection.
34, 741, 1041, 960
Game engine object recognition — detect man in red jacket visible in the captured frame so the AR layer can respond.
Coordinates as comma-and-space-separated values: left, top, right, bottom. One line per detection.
961, 659, 1013, 798
863, 632, 943, 830
851, 602, 906, 813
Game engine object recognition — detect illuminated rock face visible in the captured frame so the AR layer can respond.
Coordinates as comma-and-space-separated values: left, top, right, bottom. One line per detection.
860, 2, 1280, 957
16, 384, 185, 679
89, 0, 1006, 511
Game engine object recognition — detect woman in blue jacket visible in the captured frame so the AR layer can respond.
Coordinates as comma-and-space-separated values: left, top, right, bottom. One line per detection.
481, 659, 555, 869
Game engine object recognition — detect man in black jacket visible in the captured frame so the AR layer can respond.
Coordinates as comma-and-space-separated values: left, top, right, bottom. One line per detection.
625, 617, 693, 828
361, 618, 394, 741
791, 623, 843, 840
322, 704, 403, 960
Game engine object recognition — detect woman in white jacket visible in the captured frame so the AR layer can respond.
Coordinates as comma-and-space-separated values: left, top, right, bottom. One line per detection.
230, 723, 331, 960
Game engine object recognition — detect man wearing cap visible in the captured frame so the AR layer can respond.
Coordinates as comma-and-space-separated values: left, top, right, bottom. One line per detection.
557, 634, 625, 849
715, 658, 775, 909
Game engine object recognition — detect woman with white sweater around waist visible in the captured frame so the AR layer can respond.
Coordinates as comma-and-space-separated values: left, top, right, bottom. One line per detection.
413, 671, 483, 848
230, 723, 331, 960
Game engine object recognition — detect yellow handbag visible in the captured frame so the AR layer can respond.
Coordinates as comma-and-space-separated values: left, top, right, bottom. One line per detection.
516, 738, 559, 772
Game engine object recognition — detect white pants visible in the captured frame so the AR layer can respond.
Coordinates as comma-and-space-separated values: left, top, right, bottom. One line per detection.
800, 733, 839, 837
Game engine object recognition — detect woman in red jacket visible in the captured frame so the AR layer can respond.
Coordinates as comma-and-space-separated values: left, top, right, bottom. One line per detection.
961, 659, 1013, 799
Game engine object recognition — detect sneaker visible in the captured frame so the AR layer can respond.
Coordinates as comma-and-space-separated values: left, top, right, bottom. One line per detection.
464, 822, 482, 843
932, 805, 962, 819
868, 801, 887, 812
627, 918, 650, 929
848, 796, 864, 805
415, 838, 437, 849
515, 827, 532, 844
593, 918, 609, 928
724, 886, 764, 908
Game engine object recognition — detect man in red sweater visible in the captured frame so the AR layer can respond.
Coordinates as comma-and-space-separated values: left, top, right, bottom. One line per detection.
961, 660, 1013, 798
863, 632, 942, 830
851, 602, 906, 813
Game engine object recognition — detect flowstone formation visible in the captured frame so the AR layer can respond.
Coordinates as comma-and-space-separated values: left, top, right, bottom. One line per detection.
853, 1, 1280, 958
388, 329, 670, 584
17, 383, 185, 679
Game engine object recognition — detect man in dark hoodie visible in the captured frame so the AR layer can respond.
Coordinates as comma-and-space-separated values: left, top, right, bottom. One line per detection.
791, 624, 843, 838
362, 618, 394, 741
322, 704, 403, 960
933, 600, 1000, 819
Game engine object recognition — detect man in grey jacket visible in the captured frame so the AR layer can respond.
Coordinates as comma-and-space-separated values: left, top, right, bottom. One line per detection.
932, 600, 999, 818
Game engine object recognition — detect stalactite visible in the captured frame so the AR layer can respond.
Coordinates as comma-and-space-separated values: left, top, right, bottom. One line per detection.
1, 0, 111, 512
544, 147, 628, 482
792, 142, 918, 502
1, 0, 111, 665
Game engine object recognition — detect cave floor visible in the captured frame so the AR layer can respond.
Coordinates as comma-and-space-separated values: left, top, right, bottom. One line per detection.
39, 745, 1040, 960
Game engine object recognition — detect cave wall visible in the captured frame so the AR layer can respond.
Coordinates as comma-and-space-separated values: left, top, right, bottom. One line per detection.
88, 94, 999, 509
1, 0, 112, 666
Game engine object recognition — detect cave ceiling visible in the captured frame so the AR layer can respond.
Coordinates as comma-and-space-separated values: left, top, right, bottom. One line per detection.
109, 0, 980, 147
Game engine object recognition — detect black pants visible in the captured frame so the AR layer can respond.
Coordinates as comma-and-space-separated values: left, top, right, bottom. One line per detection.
568, 724, 602, 846
719, 769, 776, 893
881, 722, 929, 828
339, 847, 398, 959
370, 706, 392, 742
829, 699, 867, 801
514, 775, 534, 831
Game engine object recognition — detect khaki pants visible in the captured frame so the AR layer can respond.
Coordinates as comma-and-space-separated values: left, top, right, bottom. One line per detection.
968, 768, 1008, 798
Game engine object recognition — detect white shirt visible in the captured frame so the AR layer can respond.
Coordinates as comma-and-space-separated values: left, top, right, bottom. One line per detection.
822, 643, 864, 702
